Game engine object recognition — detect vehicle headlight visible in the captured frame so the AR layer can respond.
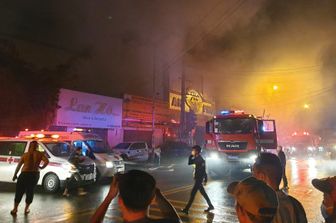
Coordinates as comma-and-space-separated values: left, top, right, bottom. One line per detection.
62, 163, 76, 172
249, 154, 258, 162
209, 152, 219, 160
106, 161, 113, 168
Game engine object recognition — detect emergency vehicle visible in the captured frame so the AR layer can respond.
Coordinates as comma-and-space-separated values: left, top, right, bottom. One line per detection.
19, 130, 125, 179
0, 136, 96, 192
204, 110, 277, 168
284, 131, 321, 157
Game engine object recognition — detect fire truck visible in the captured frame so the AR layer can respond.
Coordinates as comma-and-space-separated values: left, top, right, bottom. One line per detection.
284, 131, 321, 157
204, 110, 277, 171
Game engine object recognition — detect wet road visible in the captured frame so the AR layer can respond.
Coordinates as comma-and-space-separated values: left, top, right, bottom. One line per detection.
0, 156, 332, 223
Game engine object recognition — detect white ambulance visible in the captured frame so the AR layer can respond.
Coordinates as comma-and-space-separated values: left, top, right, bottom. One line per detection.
19, 131, 125, 179
0, 137, 96, 192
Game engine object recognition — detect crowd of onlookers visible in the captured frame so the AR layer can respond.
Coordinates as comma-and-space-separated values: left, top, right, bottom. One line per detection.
9, 141, 336, 223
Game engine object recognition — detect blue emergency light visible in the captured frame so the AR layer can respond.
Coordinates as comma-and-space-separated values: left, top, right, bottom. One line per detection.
220, 110, 231, 115
220, 110, 244, 115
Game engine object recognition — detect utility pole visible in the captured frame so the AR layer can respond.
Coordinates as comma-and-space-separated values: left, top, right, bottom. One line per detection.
180, 67, 186, 141
152, 47, 156, 147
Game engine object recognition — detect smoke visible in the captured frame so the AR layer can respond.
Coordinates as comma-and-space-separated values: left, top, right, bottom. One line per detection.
186, 0, 336, 137
1, 0, 336, 137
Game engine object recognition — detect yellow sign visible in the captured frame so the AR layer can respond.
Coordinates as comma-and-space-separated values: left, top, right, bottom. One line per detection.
169, 90, 214, 116
186, 89, 203, 114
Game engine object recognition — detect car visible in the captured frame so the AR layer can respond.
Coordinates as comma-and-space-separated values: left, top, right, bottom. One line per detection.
112, 142, 149, 162
19, 131, 125, 179
0, 137, 96, 192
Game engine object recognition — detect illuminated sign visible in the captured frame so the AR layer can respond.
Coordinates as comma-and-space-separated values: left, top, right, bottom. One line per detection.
186, 89, 203, 114
56, 89, 122, 128
169, 90, 214, 115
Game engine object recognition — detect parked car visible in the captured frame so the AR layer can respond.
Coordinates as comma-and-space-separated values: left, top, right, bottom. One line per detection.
112, 142, 149, 162
0, 138, 96, 192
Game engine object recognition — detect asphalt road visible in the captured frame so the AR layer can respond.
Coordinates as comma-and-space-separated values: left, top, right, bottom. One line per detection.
0, 156, 331, 223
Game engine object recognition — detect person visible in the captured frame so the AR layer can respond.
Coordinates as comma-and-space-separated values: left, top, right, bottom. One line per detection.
181, 145, 214, 214
227, 176, 278, 223
85, 146, 96, 160
90, 169, 181, 223
153, 145, 161, 166
11, 141, 49, 215
252, 152, 307, 223
62, 147, 87, 197
277, 146, 288, 189
312, 176, 336, 222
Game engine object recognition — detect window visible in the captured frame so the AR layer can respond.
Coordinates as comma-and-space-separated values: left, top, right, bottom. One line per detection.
114, 143, 131, 149
131, 143, 146, 150
261, 120, 275, 132
85, 140, 108, 153
44, 142, 72, 157
37, 144, 45, 152
215, 118, 254, 134
0, 142, 27, 156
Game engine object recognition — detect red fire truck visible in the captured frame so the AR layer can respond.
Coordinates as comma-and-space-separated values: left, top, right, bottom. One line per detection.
283, 131, 321, 157
204, 110, 277, 168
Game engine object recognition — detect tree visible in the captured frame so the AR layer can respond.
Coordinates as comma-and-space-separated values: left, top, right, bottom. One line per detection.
0, 39, 83, 135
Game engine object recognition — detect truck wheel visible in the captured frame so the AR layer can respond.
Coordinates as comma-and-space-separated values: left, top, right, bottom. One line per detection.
43, 173, 60, 193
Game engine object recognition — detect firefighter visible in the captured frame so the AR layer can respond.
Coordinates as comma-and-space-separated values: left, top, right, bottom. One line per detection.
181, 145, 214, 214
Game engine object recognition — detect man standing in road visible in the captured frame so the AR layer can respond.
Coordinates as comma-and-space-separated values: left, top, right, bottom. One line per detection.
277, 146, 288, 189
153, 145, 161, 166
181, 145, 214, 214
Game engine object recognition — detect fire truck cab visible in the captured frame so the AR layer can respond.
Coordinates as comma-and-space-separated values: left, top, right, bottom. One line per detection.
204, 110, 277, 170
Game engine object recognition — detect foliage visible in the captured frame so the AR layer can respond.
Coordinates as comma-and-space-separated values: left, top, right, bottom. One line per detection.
0, 39, 80, 135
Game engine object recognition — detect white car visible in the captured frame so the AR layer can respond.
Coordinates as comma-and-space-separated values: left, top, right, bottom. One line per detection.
112, 142, 149, 162
19, 131, 125, 179
0, 138, 96, 192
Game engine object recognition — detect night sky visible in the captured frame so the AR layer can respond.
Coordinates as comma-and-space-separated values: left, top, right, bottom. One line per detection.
1, 0, 336, 133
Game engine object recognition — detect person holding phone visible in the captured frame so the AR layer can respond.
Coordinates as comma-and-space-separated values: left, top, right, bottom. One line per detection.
181, 145, 214, 215
91, 170, 181, 223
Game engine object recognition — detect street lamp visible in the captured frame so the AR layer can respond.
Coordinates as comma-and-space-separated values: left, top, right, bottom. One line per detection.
273, 85, 279, 91
303, 103, 310, 109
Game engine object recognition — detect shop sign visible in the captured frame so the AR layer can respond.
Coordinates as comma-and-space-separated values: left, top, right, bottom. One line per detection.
55, 89, 122, 128
169, 90, 214, 115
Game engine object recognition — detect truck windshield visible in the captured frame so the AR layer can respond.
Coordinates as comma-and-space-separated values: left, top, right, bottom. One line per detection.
114, 143, 131, 149
85, 140, 108, 153
44, 142, 73, 157
214, 118, 254, 134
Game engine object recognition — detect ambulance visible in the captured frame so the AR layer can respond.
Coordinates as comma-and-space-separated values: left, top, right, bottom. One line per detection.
0, 136, 96, 192
19, 130, 125, 179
